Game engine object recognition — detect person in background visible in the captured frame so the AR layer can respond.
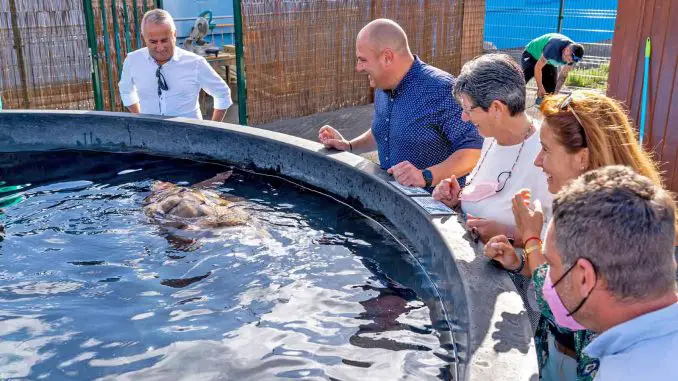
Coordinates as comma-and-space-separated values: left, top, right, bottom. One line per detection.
542, 166, 678, 380
318, 18, 482, 188
521, 33, 584, 102
484, 90, 666, 380
118, 9, 232, 121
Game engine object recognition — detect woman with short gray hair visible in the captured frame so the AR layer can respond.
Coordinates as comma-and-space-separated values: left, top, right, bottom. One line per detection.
433, 53, 551, 246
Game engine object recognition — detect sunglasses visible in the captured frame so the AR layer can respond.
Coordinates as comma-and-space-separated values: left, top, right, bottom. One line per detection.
557, 93, 588, 148
156, 66, 168, 96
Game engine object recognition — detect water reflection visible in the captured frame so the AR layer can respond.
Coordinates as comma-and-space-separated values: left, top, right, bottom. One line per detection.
351, 285, 432, 352
0, 151, 455, 380
0, 181, 28, 241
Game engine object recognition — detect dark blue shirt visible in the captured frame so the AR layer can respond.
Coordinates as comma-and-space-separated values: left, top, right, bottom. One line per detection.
543, 35, 574, 67
371, 56, 483, 185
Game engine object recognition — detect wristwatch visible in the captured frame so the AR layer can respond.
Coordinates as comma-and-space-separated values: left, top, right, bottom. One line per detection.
422, 169, 433, 188
508, 250, 526, 274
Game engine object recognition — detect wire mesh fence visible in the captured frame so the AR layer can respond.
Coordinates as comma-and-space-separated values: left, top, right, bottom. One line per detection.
484, 0, 617, 110
91, 0, 156, 111
241, 0, 484, 125
1, 0, 615, 125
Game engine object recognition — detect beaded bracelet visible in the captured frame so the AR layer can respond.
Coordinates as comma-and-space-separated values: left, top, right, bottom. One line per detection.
524, 236, 542, 248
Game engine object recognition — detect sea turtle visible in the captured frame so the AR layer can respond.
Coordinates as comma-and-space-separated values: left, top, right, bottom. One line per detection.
143, 171, 253, 250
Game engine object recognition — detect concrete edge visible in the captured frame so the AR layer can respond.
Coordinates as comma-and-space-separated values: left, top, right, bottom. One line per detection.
0, 110, 538, 380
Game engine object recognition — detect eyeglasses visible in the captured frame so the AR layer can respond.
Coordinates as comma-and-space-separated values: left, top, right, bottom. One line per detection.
552, 257, 598, 316
496, 170, 512, 192
156, 65, 168, 96
557, 93, 588, 147
462, 104, 481, 116
458, 97, 482, 115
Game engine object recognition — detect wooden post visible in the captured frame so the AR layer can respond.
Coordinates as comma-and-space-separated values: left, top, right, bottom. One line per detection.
8, 0, 30, 108
608, 0, 678, 191
460, 0, 486, 72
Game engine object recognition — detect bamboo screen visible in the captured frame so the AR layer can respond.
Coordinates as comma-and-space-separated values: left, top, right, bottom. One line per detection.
0, 0, 94, 109
241, 0, 474, 125
0, 0, 156, 111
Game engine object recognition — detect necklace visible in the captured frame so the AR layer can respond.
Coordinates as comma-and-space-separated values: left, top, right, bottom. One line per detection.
466, 122, 533, 188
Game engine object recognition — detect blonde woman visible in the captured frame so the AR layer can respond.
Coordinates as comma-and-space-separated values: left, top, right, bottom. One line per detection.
485, 90, 665, 381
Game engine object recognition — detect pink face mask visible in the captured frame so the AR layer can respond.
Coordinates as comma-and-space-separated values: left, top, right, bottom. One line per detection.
460, 170, 513, 202
542, 266, 588, 331
459, 181, 501, 202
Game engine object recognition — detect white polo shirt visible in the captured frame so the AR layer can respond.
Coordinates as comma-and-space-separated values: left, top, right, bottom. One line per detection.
118, 47, 232, 119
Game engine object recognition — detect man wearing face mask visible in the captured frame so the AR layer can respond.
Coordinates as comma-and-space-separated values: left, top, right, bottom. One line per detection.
118, 9, 232, 121
318, 19, 483, 188
541, 165, 678, 380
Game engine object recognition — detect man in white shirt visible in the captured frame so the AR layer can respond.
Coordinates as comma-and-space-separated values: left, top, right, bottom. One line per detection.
118, 9, 232, 121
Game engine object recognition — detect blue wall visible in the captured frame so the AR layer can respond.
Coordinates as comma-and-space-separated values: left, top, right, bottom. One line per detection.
163, 0, 616, 52
484, 0, 617, 50
164, 0, 234, 46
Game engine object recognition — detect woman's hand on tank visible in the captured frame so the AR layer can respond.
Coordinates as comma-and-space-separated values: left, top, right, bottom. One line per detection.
484, 235, 521, 271
466, 217, 509, 244
432, 176, 461, 207
512, 189, 544, 240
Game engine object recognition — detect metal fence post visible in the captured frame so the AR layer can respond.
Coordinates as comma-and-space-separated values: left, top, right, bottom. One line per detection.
99, 0, 116, 110
110, 0, 124, 79
133, 0, 142, 48
557, 0, 565, 33
233, 0, 248, 125
121, 0, 133, 53
82, 0, 104, 110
